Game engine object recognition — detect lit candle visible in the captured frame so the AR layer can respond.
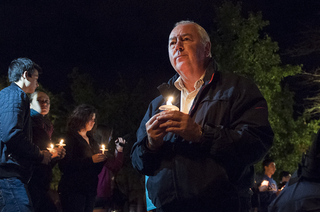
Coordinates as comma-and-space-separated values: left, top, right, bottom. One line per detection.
47, 143, 55, 153
261, 180, 269, 186
167, 96, 173, 105
159, 96, 179, 111
100, 144, 106, 154
56, 139, 66, 148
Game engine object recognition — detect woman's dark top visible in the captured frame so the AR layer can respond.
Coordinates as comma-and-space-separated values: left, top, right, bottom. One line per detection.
29, 109, 55, 190
58, 131, 104, 195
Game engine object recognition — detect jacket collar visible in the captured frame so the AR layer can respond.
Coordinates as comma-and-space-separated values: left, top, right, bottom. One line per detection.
158, 58, 217, 98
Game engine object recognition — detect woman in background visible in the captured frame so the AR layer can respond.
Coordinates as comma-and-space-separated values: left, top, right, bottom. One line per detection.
59, 104, 106, 212
29, 91, 66, 212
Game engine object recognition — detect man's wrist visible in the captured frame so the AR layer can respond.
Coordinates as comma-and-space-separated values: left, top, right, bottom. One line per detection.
146, 138, 159, 151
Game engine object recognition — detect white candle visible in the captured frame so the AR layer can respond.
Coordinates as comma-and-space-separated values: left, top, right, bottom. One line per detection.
261, 180, 269, 186
56, 139, 66, 148
100, 144, 106, 154
159, 96, 179, 111
47, 143, 55, 153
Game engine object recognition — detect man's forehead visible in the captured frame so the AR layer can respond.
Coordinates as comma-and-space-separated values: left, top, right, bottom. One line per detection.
37, 92, 49, 99
169, 33, 193, 40
32, 69, 39, 76
169, 24, 198, 39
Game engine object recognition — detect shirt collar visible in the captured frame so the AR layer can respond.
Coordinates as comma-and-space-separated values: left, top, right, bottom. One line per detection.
174, 71, 206, 92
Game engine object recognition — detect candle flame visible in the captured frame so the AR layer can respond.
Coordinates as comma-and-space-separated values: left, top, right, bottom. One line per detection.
167, 96, 173, 105
261, 180, 269, 186
50, 144, 54, 149
60, 139, 64, 145
101, 145, 105, 150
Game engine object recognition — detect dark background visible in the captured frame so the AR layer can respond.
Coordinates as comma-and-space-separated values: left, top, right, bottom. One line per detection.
1, 0, 319, 95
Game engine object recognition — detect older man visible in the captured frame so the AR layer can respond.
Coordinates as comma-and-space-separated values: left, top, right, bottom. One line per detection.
0, 58, 52, 211
131, 21, 274, 212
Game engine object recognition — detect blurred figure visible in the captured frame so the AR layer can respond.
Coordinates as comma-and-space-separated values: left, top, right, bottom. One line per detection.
59, 104, 107, 212
94, 124, 125, 212
278, 171, 291, 189
0, 58, 51, 212
257, 159, 281, 212
269, 130, 320, 212
28, 91, 66, 212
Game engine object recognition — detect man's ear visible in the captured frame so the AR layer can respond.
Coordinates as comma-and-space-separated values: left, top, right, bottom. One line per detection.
22, 71, 28, 79
205, 42, 211, 57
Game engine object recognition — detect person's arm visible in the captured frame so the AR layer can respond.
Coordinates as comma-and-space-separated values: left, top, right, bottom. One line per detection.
1, 96, 43, 162
199, 81, 274, 168
104, 151, 123, 173
131, 99, 168, 175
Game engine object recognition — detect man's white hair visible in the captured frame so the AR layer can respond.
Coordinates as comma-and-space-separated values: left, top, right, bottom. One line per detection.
174, 20, 212, 57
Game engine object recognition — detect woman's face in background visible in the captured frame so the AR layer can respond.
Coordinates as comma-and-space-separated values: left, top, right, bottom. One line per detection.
85, 113, 96, 132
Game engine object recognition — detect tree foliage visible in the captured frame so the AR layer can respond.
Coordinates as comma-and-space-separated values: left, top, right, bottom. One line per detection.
211, 1, 320, 177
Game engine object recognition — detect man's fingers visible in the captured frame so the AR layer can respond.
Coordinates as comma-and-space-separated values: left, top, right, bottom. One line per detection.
159, 120, 180, 128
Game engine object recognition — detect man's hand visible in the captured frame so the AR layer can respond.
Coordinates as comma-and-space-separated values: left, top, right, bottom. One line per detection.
157, 111, 202, 142
41, 150, 52, 165
146, 113, 168, 150
92, 153, 107, 163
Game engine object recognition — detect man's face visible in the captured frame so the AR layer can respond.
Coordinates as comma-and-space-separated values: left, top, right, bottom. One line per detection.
265, 162, 276, 176
25, 69, 39, 94
168, 24, 209, 77
37, 92, 50, 116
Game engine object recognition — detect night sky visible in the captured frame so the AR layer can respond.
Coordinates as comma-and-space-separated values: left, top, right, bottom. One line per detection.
1, 0, 319, 94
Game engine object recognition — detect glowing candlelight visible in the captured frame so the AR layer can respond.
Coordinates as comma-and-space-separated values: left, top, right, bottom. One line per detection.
100, 144, 106, 154
47, 143, 55, 153
159, 96, 179, 111
167, 96, 173, 105
56, 139, 66, 148
261, 180, 269, 186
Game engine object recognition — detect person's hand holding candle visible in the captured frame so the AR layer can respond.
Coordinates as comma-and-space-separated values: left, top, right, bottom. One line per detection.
259, 180, 270, 192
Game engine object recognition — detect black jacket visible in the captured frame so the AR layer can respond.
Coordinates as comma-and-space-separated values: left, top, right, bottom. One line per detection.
58, 131, 104, 194
28, 109, 56, 191
131, 61, 274, 209
0, 83, 43, 183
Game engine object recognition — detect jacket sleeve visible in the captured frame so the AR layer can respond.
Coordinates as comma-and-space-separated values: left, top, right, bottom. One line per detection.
2, 95, 43, 162
131, 101, 167, 176
104, 151, 123, 173
200, 80, 274, 170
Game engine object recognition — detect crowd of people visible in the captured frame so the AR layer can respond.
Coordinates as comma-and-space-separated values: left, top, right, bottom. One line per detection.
0, 20, 319, 212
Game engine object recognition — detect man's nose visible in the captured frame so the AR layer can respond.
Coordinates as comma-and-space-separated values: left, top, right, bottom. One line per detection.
175, 40, 184, 51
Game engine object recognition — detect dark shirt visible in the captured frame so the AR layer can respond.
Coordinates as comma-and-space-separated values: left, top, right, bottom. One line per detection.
58, 131, 104, 194
29, 109, 55, 191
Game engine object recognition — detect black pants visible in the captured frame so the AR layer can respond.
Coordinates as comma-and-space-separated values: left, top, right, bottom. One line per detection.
60, 190, 96, 212
28, 186, 58, 212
